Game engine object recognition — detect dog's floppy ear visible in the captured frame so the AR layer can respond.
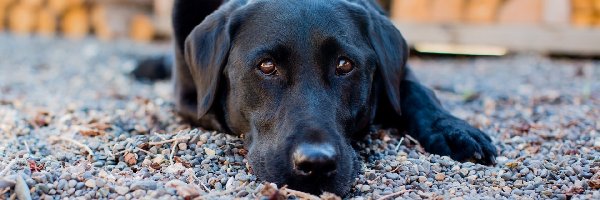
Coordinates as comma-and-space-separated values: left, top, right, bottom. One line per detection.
184, 1, 244, 119
367, 11, 409, 116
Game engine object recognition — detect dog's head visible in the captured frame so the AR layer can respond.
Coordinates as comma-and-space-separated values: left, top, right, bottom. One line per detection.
184, 0, 408, 195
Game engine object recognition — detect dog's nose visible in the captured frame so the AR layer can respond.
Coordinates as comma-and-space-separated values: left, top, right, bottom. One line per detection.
292, 143, 337, 176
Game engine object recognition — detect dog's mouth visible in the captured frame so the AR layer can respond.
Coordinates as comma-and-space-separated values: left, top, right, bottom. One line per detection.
286, 175, 337, 194
247, 140, 360, 196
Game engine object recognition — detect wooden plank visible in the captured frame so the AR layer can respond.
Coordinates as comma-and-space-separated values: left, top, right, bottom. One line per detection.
543, 0, 571, 26
394, 22, 600, 54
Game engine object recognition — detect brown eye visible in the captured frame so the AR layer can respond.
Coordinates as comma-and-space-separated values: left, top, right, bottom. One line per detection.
336, 57, 354, 75
259, 59, 277, 75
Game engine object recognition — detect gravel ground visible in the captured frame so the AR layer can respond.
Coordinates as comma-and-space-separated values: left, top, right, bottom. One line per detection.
0, 35, 599, 200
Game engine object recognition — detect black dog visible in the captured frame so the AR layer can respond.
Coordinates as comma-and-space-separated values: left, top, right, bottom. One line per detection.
134, 0, 497, 196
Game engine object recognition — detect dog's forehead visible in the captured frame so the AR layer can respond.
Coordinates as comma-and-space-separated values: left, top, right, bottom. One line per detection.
233, 0, 365, 46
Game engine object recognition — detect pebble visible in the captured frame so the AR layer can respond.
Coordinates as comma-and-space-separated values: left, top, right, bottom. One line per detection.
130, 181, 157, 191
360, 185, 371, 192
385, 173, 399, 180
435, 173, 446, 181
132, 190, 146, 199
460, 168, 469, 177
39, 184, 50, 193
236, 190, 249, 197
501, 172, 513, 180
93, 161, 105, 167
96, 179, 106, 188
98, 188, 110, 197
85, 180, 96, 188
58, 179, 67, 190
178, 143, 188, 151
68, 180, 77, 188
365, 172, 377, 180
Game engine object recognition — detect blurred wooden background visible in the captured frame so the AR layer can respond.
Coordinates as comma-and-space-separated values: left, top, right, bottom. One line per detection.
0, 0, 169, 42
1, 0, 600, 54
389, 0, 600, 55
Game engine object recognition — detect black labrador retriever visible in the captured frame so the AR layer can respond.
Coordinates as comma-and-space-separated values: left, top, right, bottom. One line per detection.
134, 0, 497, 196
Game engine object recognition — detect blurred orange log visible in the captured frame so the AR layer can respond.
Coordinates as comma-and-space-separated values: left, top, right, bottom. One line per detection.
571, 0, 595, 26
36, 7, 56, 36
390, 0, 431, 22
0, 0, 13, 6
21, 0, 43, 7
0, 11, 4, 31
48, 0, 83, 13
0, 0, 13, 10
47, 0, 68, 13
61, 6, 89, 39
465, 0, 501, 24
498, 0, 543, 24
0, 0, 7, 31
593, 0, 600, 27
129, 14, 154, 43
91, 4, 112, 41
94, 23, 112, 41
571, 9, 595, 26
8, 3, 37, 35
572, 0, 593, 10
430, 0, 464, 23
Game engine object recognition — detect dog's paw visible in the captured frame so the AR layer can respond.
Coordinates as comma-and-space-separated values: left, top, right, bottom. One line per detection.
424, 116, 497, 165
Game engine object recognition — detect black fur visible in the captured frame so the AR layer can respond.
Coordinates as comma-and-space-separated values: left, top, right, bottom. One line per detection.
134, 0, 497, 196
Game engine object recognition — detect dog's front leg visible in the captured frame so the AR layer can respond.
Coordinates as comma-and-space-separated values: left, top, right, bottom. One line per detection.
173, 49, 199, 121
398, 67, 497, 165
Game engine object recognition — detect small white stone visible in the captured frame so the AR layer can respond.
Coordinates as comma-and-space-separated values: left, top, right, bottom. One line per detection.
85, 179, 96, 188
115, 186, 129, 195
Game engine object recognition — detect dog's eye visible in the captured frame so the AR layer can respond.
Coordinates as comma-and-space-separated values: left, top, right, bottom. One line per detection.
259, 59, 277, 75
336, 57, 354, 75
